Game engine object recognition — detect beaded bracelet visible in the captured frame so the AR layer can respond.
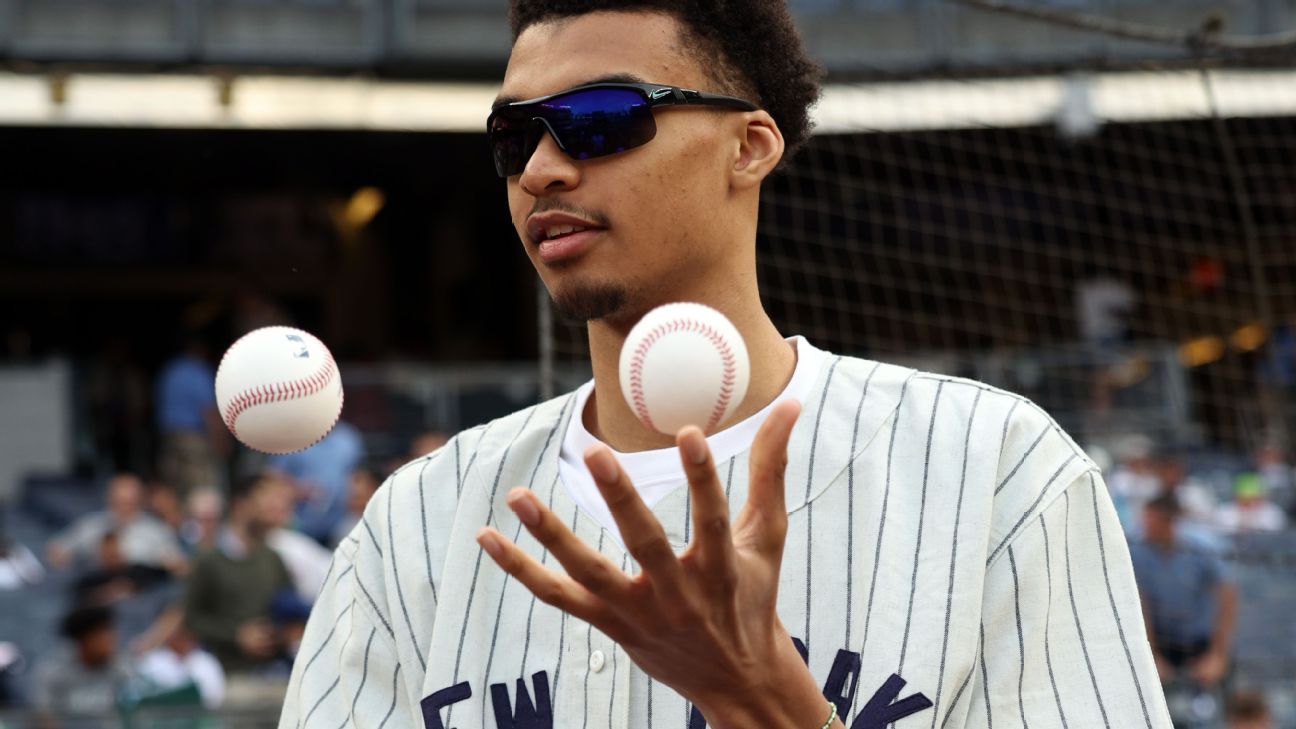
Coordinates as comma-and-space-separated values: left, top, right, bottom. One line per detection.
819, 701, 838, 729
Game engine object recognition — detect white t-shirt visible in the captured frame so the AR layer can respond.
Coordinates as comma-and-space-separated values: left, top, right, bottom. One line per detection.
267, 527, 334, 600
558, 336, 826, 548
137, 647, 226, 709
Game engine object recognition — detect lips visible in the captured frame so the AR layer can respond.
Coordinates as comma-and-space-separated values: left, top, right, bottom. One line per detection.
538, 229, 601, 263
526, 211, 606, 263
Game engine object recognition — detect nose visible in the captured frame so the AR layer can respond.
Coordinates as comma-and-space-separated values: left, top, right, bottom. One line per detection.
519, 127, 580, 197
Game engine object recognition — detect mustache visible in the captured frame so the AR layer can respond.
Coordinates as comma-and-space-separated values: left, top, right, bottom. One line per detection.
527, 200, 611, 227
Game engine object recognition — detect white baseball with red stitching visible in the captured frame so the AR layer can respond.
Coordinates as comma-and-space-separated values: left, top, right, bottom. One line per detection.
215, 326, 344, 455
618, 302, 750, 436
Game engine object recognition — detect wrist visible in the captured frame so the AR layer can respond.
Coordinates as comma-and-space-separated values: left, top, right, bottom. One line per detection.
696, 639, 830, 729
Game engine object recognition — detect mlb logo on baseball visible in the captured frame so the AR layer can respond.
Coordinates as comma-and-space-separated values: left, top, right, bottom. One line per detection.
215, 326, 344, 455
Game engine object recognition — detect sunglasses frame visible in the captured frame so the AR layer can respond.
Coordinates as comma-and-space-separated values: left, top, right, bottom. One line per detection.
487, 82, 760, 177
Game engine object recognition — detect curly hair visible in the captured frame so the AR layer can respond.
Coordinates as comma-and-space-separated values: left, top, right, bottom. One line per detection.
508, 0, 824, 166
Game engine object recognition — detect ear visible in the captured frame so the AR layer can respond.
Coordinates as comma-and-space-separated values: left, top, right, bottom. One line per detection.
731, 111, 785, 190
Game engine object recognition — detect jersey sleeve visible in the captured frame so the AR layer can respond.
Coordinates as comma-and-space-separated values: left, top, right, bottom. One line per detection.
278, 540, 415, 728
960, 471, 1171, 728
279, 426, 488, 727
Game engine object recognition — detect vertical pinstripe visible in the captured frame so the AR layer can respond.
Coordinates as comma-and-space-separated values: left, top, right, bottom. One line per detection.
1008, 546, 1030, 729
376, 665, 400, 729
345, 629, 377, 728
684, 481, 691, 544
861, 377, 911, 660
930, 386, 982, 728
448, 411, 538, 729
997, 399, 1021, 470
387, 486, 426, 671
1063, 490, 1112, 728
979, 625, 992, 729
725, 456, 735, 507
898, 380, 944, 672
581, 531, 606, 729
844, 361, 881, 656
519, 472, 562, 672
546, 499, 580, 714
454, 437, 463, 498
609, 554, 628, 728
939, 664, 975, 729
804, 358, 841, 649
1039, 515, 1071, 728
1088, 473, 1154, 729
479, 402, 569, 726
416, 457, 439, 606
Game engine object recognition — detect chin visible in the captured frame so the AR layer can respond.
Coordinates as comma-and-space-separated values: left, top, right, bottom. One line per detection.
549, 280, 629, 323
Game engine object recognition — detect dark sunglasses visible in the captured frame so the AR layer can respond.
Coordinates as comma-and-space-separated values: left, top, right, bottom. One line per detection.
487, 82, 759, 177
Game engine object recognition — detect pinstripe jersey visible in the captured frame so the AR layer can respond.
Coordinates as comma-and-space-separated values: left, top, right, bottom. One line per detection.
280, 349, 1172, 729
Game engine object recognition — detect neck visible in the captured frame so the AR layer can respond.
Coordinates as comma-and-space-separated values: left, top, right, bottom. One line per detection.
583, 276, 795, 453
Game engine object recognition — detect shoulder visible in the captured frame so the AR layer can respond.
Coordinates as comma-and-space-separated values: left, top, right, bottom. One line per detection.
384, 391, 577, 498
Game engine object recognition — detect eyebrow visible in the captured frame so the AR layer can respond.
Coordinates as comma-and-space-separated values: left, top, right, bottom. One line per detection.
492, 72, 650, 110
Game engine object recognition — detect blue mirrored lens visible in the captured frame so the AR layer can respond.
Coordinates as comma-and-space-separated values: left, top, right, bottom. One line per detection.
489, 87, 655, 176
537, 88, 655, 161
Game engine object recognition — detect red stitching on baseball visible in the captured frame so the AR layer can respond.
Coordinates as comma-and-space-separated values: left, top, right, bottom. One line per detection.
628, 315, 739, 433
220, 336, 339, 443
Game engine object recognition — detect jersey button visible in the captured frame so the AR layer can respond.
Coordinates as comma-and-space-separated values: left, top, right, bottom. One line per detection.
589, 650, 606, 673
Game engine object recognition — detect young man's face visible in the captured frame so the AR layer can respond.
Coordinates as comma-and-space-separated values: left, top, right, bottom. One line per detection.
500, 11, 752, 325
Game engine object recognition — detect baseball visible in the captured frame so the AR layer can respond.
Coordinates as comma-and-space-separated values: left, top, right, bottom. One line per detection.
215, 326, 344, 455
619, 302, 751, 436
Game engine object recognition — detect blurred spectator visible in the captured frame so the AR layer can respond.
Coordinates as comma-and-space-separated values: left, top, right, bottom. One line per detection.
1225, 689, 1272, 729
30, 605, 132, 725
0, 536, 44, 589
135, 622, 225, 710
148, 479, 185, 535
180, 486, 224, 554
331, 463, 383, 547
1108, 433, 1159, 531
1253, 443, 1295, 515
267, 420, 364, 544
46, 472, 186, 573
409, 429, 449, 460
156, 332, 230, 496
72, 530, 171, 607
258, 473, 332, 601
1216, 473, 1288, 534
183, 474, 293, 674
1161, 448, 1218, 526
1129, 493, 1237, 690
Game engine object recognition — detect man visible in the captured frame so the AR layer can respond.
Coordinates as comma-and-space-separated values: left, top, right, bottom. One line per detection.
1129, 493, 1237, 690
184, 474, 294, 675
46, 472, 186, 574
267, 419, 365, 544
282, 2, 1170, 727
30, 605, 132, 727
156, 331, 229, 496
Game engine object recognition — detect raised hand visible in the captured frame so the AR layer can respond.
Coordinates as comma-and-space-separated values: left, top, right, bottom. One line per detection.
477, 400, 840, 729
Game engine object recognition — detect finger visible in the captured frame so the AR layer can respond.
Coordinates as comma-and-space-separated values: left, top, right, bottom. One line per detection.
735, 399, 802, 554
505, 487, 634, 601
676, 426, 736, 581
477, 527, 628, 633
584, 445, 686, 590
